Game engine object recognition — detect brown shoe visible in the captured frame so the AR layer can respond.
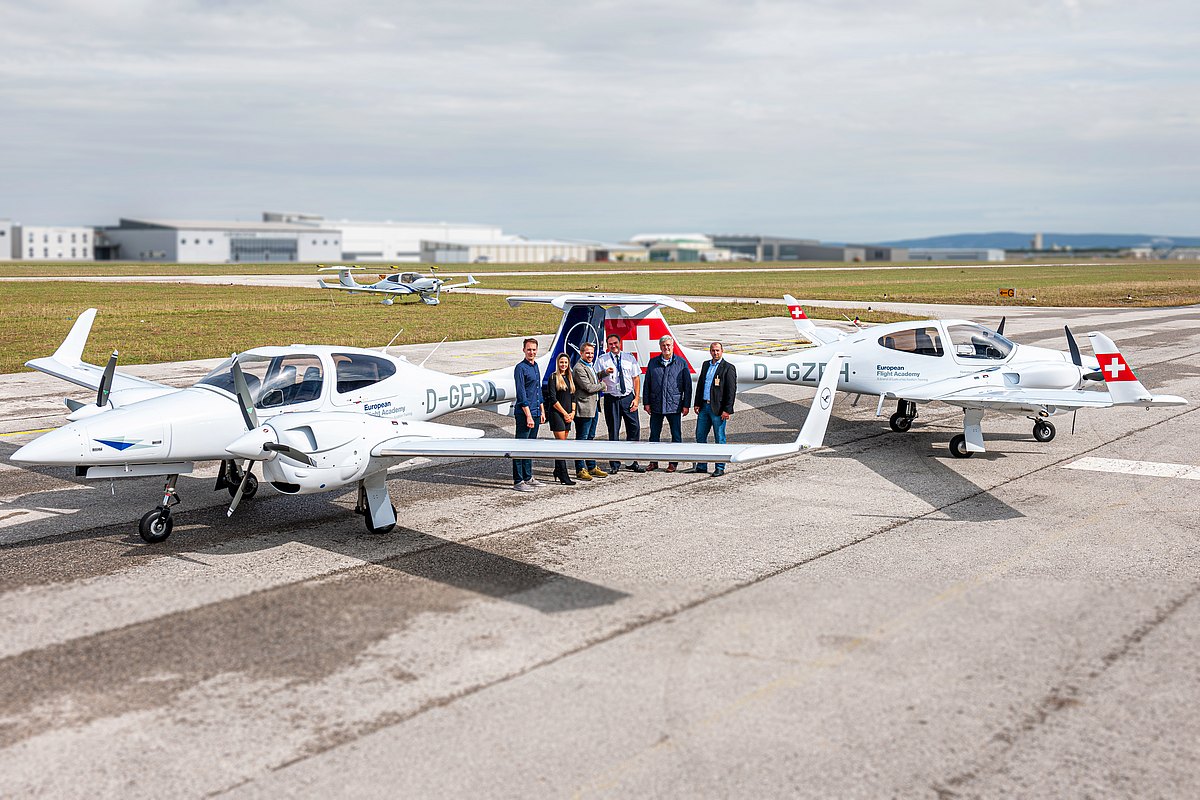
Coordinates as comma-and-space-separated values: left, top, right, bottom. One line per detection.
647, 462, 659, 471
666, 463, 677, 473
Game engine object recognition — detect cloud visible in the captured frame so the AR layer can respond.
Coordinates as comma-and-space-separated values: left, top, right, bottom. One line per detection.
0, 0, 1197, 239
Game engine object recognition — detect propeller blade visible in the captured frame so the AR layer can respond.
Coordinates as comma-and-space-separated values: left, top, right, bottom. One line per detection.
96, 350, 118, 407
227, 460, 252, 517
1064, 326, 1082, 367
231, 356, 258, 430
996, 317, 1006, 336
263, 442, 317, 466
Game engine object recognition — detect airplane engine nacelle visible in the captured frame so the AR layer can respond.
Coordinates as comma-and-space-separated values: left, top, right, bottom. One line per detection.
1006, 362, 1085, 390
254, 412, 407, 495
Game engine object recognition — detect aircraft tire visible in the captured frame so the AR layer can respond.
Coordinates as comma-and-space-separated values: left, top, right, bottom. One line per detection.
365, 504, 398, 535
948, 434, 973, 459
139, 508, 174, 543
227, 473, 258, 499
889, 412, 913, 433
1033, 420, 1056, 443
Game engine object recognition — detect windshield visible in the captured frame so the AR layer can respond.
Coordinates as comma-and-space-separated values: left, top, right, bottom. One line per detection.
946, 323, 1014, 360
197, 353, 325, 408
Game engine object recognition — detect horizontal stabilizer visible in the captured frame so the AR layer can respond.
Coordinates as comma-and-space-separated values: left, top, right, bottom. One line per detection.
507, 293, 696, 314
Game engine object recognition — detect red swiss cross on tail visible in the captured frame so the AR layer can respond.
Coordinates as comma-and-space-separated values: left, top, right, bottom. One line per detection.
604, 316, 695, 374
789, 304, 806, 320
1096, 352, 1135, 382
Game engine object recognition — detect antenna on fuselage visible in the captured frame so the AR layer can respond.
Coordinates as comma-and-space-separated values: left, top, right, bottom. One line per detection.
419, 336, 449, 368
380, 328, 404, 352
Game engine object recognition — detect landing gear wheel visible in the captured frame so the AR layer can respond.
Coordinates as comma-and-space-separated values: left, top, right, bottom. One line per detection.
889, 412, 913, 433
139, 507, 174, 543
227, 473, 258, 499
948, 434, 973, 459
365, 504, 398, 535
1032, 420, 1056, 443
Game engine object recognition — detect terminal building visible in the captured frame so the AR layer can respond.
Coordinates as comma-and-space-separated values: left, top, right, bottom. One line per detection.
99, 218, 343, 263
906, 247, 1006, 262
264, 212, 506, 263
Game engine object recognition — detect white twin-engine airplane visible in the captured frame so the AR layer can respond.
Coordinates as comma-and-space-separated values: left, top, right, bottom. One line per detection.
762, 295, 1183, 457
10, 299, 845, 544
318, 266, 479, 305
508, 292, 1184, 459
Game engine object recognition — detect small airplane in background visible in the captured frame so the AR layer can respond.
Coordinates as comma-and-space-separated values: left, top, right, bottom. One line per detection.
318, 266, 479, 305
10, 300, 844, 543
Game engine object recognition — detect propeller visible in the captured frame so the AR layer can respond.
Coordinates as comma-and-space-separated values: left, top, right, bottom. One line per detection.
1064, 325, 1082, 367
97, 350, 118, 407
227, 356, 258, 516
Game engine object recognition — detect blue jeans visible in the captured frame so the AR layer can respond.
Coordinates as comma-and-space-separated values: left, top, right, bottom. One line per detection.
648, 411, 683, 465
574, 411, 599, 472
694, 405, 727, 472
512, 414, 541, 483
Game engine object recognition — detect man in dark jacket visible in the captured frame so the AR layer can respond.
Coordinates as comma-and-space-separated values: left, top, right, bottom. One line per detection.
690, 341, 737, 476
641, 335, 692, 472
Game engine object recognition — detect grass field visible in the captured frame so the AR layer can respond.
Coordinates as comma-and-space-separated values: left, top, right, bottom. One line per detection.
0, 283, 910, 375
478, 262, 1200, 307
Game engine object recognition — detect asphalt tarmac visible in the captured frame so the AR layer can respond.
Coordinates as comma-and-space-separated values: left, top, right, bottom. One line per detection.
0, 304, 1197, 798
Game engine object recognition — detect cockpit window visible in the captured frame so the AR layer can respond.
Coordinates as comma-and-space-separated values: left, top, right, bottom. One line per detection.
333, 353, 397, 393
386, 274, 401, 282
878, 327, 944, 357
946, 323, 1014, 360
197, 354, 324, 408
401, 272, 420, 283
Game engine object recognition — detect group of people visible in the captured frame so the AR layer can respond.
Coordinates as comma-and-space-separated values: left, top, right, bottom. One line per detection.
511, 333, 737, 491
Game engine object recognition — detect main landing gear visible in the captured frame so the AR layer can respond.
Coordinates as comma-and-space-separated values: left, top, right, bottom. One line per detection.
139, 474, 181, 543
948, 434, 971, 459
889, 399, 918, 433
215, 459, 258, 500
1032, 419, 1056, 443
354, 480, 398, 535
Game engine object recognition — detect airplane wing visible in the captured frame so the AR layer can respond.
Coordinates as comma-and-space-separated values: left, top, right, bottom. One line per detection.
25, 309, 171, 394
375, 354, 849, 461
894, 385, 1119, 412
439, 275, 479, 291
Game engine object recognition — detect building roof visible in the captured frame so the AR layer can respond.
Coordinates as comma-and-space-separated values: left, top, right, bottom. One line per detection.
115, 218, 340, 233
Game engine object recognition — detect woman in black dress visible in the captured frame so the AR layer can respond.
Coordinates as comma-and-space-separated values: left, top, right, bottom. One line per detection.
543, 353, 577, 485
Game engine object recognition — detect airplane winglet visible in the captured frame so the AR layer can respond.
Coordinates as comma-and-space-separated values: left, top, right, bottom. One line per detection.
796, 354, 847, 449
49, 308, 97, 367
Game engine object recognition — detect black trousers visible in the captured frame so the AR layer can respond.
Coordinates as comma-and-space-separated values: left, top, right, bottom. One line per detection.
603, 394, 640, 470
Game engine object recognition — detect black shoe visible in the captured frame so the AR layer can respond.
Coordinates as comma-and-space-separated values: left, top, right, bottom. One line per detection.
686, 467, 708, 474
627, 463, 646, 474
712, 469, 726, 477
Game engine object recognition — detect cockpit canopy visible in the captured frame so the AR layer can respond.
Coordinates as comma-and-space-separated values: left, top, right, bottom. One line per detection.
945, 323, 1014, 360
197, 352, 325, 409
878, 326, 945, 357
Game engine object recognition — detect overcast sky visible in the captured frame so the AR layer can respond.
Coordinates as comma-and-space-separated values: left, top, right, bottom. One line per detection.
1, 0, 1197, 241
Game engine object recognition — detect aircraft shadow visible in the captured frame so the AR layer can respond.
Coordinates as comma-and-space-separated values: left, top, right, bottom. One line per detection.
753, 400, 1024, 523
0, 475, 628, 614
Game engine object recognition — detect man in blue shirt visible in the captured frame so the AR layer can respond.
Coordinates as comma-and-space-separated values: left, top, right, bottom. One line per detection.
690, 341, 737, 476
512, 337, 545, 491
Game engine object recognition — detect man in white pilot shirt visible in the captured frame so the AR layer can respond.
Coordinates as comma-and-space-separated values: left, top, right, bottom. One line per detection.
596, 333, 646, 474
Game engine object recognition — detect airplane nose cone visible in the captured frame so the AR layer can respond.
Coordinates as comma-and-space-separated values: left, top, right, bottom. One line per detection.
11, 425, 89, 466
226, 427, 276, 461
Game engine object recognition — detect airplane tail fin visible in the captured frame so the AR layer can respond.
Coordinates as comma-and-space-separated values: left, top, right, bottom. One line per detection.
1088, 332, 1187, 407
796, 354, 848, 449
784, 295, 844, 344
317, 266, 362, 289
507, 293, 701, 375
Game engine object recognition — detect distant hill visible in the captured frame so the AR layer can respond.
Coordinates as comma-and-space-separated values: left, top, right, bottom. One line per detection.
876, 232, 1200, 250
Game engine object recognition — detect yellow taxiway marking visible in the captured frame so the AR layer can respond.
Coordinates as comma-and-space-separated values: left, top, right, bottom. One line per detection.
0, 428, 56, 438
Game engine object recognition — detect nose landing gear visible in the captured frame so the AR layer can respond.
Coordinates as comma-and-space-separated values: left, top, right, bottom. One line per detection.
889, 399, 918, 433
139, 474, 181, 543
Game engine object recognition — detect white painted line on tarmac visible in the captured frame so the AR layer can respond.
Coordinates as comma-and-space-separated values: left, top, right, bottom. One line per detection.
1063, 457, 1200, 480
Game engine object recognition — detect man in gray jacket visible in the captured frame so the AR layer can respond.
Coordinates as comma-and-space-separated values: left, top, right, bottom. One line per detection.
572, 342, 608, 481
